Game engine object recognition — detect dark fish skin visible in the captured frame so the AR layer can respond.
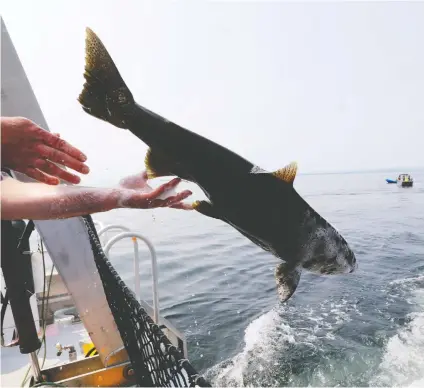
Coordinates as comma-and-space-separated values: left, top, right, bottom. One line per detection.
78, 28, 357, 302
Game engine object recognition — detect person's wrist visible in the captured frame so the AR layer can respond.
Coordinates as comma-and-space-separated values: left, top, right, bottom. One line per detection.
113, 188, 133, 209
93, 188, 126, 212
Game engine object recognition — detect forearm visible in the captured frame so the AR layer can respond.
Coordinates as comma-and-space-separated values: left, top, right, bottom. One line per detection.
1, 179, 121, 220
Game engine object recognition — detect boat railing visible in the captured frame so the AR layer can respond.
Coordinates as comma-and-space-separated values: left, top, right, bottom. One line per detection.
95, 223, 160, 324
93, 220, 105, 234
97, 224, 130, 247
93, 222, 188, 357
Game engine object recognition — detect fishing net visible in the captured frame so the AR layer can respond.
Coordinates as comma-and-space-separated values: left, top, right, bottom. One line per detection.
82, 215, 211, 387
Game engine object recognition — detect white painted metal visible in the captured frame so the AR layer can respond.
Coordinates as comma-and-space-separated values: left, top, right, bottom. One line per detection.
93, 221, 105, 234
132, 238, 141, 305
29, 352, 42, 382
104, 232, 159, 324
1, 17, 125, 366
98, 225, 143, 300
97, 224, 130, 247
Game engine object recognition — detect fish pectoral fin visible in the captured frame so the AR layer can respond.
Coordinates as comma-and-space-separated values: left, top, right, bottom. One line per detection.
273, 161, 298, 185
145, 148, 177, 179
193, 200, 221, 220
145, 148, 194, 181
274, 263, 302, 303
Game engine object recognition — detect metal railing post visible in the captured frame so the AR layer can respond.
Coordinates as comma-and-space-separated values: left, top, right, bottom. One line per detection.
103, 233, 159, 324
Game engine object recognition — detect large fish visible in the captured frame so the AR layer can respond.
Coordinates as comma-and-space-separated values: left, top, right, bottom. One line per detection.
78, 28, 357, 303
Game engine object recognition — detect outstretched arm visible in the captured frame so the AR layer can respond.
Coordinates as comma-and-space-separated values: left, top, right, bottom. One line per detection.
1, 173, 192, 221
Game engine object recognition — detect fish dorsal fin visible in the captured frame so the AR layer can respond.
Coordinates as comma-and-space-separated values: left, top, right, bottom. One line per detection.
273, 161, 298, 184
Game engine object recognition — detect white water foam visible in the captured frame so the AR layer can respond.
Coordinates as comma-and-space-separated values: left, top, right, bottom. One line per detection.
389, 274, 424, 286
372, 279, 424, 387
205, 308, 292, 387
205, 296, 357, 387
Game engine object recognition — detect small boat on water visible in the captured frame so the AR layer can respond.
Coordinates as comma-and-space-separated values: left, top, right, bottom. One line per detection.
386, 179, 397, 184
397, 173, 414, 188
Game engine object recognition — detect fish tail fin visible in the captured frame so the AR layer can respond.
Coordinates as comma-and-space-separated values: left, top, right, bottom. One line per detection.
78, 27, 135, 128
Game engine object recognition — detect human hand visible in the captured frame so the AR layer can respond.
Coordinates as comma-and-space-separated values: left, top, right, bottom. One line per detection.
117, 171, 193, 209
1, 116, 89, 185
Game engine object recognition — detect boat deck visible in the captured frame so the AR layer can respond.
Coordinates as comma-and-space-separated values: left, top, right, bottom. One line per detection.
1, 320, 90, 387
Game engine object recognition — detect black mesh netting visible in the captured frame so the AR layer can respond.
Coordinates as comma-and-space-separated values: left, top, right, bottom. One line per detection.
82, 215, 211, 387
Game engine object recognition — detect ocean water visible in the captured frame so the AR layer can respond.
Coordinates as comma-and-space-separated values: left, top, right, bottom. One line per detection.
92, 170, 424, 387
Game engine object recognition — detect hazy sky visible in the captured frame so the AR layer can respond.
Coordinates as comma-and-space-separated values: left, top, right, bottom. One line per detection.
1, 1, 423, 186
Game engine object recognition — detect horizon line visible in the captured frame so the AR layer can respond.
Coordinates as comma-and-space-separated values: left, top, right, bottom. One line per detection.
299, 166, 424, 176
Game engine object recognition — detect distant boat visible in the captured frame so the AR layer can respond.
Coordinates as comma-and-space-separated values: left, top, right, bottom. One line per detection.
397, 173, 414, 188
386, 178, 396, 184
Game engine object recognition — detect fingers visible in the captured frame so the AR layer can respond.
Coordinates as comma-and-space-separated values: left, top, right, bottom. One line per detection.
146, 178, 181, 200
118, 177, 193, 210
40, 131, 87, 162
122, 189, 192, 209
32, 125, 87, 162
34, 144, 89, 175
142, 178, 193, 209
169, 202, 195, 210
148, 190, 192, 208
33, 159, 81, 184
24, 168, 60, 185
163, 190, 193, 206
